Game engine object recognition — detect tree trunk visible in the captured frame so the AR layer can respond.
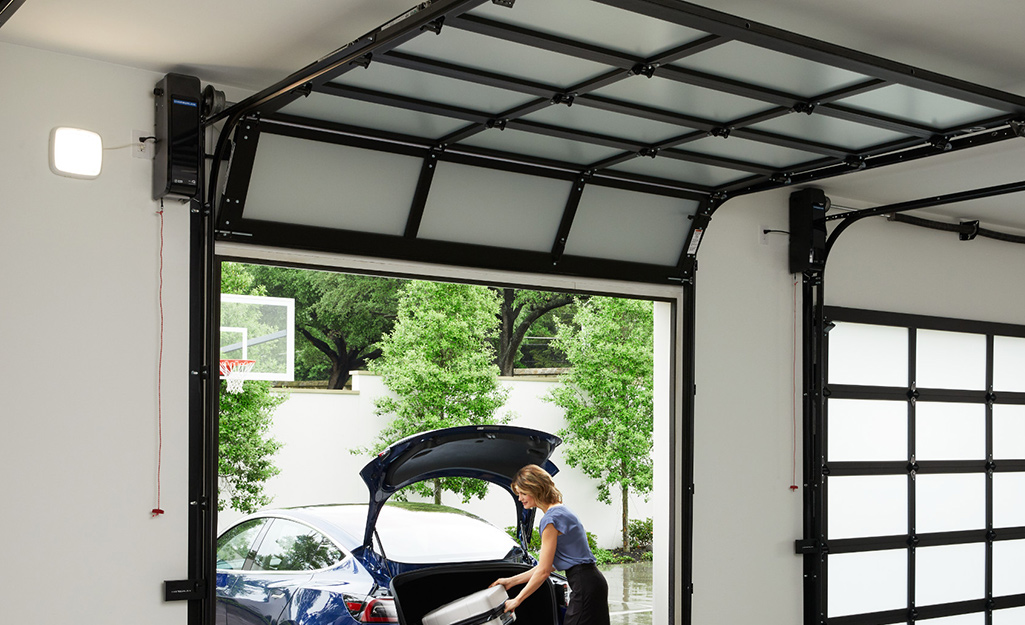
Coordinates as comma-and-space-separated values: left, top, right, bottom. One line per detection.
621, 460, 630, 550
498, 289, 518, 376
495, 289, 574, 376
434, 479, 442, 505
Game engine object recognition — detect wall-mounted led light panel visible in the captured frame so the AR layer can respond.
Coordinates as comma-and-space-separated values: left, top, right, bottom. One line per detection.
49, 127, 102, 179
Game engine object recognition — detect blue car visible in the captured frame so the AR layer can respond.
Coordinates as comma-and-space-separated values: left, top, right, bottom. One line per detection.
215, 425, 568, 625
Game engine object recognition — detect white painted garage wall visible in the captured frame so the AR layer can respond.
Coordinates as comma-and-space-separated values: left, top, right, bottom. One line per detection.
694, 188, 1025, 625
0, 43, 191, 625
217, 373, 656, 551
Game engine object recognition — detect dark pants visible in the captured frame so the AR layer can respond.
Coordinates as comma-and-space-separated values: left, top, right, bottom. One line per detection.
564, 562, 610, 625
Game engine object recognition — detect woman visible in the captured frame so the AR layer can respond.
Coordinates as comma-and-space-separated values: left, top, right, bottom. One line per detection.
491, 464, 610, 625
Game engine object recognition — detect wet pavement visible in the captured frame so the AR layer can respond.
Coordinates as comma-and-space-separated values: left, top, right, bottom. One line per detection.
600, 561, 653, 625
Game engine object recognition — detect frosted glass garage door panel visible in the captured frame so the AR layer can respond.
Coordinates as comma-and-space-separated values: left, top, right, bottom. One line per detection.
993, 335, 1025, 392
838, 84, 1004, 129
995, 607, 1025, 625
916, 330, 986, 390
245, 134, 418, 235
419, 163, 568, 252
916, 474, 985, 533
827, 550, 907, 617
993, 472, 1025, 528
330, 63, 532, 114
828, 322, 908, 387
279, 93, 467, 140
915, 544, 985, 606
469, 0, 708, 57
916, 403, 985, 461
563, 186, 698, 265
828, 399, 906, 461
676, 41, 871, 98
993, 405, 1025, 459
827, 476, 906, 539
918, 615, 985, 625
461, 128, 621, 165
993, 539, 1025, 596
397, 26, 606, 89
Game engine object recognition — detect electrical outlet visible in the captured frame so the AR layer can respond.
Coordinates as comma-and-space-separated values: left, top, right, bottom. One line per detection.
759, 224, 770, 245
132, 129, 155, 160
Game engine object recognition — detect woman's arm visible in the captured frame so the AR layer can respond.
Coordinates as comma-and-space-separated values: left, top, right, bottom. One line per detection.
502, 524, 559, 613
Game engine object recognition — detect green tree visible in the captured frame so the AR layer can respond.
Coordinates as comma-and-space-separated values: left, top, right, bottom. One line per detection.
218, 380, 286, 513
249, 266, 402, 388
546, 296, 654, 549
494, 288, 576, 375
364, 280, 510, 504
218, 262, 286, 514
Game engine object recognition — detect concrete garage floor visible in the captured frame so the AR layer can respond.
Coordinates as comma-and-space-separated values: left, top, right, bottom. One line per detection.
600, 561, 653, 624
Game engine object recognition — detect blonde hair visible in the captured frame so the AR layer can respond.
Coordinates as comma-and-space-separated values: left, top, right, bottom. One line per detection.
512, 464, 563, 506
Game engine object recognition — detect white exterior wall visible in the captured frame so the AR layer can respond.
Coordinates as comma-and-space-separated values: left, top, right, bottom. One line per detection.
217, 373, 656, 551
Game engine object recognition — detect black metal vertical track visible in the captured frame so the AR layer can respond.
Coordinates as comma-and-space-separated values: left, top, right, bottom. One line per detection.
187, 186, 217, 625
985, 335, 995, 625
800, 273, 818, 625
679, 280, 696, 624
908, 328, 918, 623
813, 272, 828, 624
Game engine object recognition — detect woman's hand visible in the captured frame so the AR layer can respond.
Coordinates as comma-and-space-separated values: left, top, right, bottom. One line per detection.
503, 596, 522, 613
490, 577, 512, 590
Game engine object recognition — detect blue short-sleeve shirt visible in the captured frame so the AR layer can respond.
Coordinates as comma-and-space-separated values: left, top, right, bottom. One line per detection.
538, 505, 595, 571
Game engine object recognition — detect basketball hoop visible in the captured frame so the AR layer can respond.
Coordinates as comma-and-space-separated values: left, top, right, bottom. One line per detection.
220, 359, 256, 394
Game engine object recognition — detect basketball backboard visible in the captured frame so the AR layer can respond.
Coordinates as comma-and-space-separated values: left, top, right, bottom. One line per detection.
220, 293, 295, 382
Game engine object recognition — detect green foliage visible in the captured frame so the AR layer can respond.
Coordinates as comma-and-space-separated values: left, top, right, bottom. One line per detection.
362, 281, 510, 503
505, 526, 542, 557
247, 265, 402, 387
593, 547, 634, 565
628, 517, 653, 549
546, 297, 655, 548
222, 262, 267, 296
218, 380, 286, 514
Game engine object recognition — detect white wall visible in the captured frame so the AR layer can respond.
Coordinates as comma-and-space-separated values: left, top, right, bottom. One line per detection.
694, 187, 1025, 625
217, 373, 656, 551
1, 44, 192, 624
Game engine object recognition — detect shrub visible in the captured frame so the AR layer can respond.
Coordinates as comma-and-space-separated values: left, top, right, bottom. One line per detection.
594, 548, 634, 565
628, 517, 653, 550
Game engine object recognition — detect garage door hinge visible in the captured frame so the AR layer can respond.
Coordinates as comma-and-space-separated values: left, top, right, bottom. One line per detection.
164, 579, 206, 601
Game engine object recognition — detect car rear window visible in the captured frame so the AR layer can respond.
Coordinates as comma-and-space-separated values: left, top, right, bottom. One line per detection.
216, 519, 265, 570
373, 505, 517, 564
251, 519, 345, 571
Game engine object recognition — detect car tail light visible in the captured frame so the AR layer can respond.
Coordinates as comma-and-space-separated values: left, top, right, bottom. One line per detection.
360, 597, 398, 623
342, 594, 365, 617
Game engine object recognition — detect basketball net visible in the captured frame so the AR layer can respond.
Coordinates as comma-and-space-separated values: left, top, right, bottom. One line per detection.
220, 359, 256, 394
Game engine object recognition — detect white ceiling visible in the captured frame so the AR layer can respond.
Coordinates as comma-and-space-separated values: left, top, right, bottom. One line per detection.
4, 0, 1025, 233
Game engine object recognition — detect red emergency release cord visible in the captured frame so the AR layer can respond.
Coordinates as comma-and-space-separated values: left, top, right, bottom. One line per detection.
152, 204, 165, 517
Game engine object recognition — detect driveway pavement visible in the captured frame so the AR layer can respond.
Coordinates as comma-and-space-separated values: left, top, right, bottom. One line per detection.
600, 561, 653, 624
